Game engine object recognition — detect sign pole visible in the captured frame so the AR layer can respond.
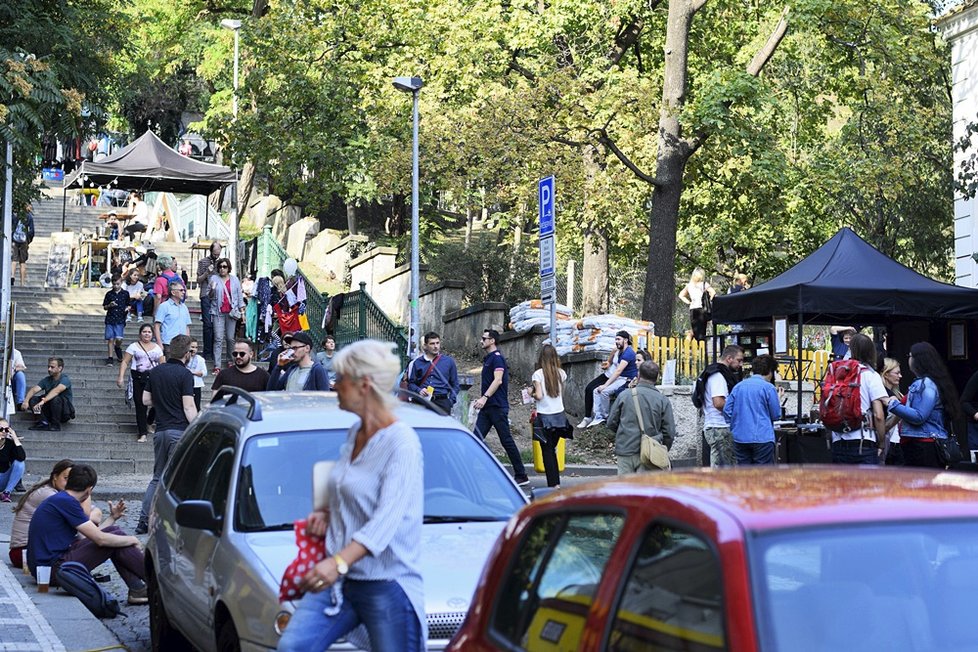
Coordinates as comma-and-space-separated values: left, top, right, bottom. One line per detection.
538, 176, 556, 346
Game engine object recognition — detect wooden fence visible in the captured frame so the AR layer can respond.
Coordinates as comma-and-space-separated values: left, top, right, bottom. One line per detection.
644, 336, 831, 385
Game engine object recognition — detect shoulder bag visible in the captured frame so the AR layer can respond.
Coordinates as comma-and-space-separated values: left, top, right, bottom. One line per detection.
701, 281, 713, 321
633, 388, 671, 470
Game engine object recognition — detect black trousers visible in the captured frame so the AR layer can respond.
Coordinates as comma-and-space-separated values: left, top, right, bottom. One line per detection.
132, 371, 151, 437
539, 429, 561, 487
690, 308, 708, 341
29, 394, 73, 424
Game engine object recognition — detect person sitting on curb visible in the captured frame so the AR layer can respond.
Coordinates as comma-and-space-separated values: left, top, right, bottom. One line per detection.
267, 332, 330, 392
22, 357, 75, 431
9, 347, 27, 407
0, 419, 26, 503
10, 459, 76, 567
27, 464, 147, 605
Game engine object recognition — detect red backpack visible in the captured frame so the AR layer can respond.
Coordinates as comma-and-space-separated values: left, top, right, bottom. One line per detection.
819, 360, 865, 432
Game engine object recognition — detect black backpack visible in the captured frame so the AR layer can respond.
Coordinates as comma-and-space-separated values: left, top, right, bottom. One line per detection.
55, 561, 121, 619
692, 363, 737, 410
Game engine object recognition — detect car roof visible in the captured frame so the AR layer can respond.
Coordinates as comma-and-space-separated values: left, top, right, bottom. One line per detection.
202, 390, 466, 436
542, 467, 978, 532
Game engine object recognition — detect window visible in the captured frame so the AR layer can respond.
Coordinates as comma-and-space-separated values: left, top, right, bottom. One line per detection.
168, 427, 236, 509
607, 524, 726, 651
491, 512, 625, 650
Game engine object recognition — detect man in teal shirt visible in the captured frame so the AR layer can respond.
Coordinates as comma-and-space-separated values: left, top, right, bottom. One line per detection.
22, 357, 74, 431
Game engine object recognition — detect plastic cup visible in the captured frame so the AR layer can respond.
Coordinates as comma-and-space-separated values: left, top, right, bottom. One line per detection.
36, 566, 51, 593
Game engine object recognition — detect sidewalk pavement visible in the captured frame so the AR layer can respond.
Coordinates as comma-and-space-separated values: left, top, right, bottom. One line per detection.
0, 473, 148, 652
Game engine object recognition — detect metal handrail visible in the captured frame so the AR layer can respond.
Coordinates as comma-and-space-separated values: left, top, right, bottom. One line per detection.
256, 227, 409, 367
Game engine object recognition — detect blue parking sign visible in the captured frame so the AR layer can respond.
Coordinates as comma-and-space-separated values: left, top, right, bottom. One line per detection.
538, 176, 554, 237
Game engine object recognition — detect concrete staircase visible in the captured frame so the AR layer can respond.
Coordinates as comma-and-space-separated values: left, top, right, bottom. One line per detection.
10, 198, 209, 475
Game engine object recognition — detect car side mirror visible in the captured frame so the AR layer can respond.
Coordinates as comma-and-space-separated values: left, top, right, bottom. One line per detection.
175, 500, 222, 533
530, 487, 556, 502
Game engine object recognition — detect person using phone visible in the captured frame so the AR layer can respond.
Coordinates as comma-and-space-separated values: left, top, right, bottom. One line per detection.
0, 420, 26, 503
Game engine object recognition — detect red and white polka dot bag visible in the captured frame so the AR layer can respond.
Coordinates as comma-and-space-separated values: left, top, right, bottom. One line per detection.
279, 518, 327, 602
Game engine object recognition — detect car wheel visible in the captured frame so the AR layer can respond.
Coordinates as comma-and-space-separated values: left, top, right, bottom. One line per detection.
217, 618, 241, 652
148, 569, 192, 651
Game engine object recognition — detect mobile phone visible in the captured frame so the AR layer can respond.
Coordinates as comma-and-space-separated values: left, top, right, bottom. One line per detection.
282, 349, 295, 361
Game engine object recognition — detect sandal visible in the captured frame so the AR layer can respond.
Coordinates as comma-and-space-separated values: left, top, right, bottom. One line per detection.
137, 435, 147, 443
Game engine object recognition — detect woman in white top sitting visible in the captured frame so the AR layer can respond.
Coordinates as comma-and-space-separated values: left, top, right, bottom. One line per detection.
531, 344, 572, 488
678, 267, 716, 342
278, 339, 426, 652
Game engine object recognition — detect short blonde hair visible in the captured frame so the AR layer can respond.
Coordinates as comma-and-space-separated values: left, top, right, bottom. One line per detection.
333, 339, 402, 410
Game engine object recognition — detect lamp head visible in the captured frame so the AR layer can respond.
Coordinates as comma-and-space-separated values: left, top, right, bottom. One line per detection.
392, 76, 423, 93
220, 19, 242, 30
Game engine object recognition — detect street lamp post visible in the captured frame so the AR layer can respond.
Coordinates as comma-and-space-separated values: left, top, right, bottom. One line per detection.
221, 18, 242, 272
393, 76, 423, 358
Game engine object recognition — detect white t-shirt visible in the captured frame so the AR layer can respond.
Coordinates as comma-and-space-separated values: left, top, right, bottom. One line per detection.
187, 354, 208, 389
703, 371, 730, 429
685, 282, 714, 310
831, 364, 887, 442
132, 200, 149, 226
532, 368, 566, 415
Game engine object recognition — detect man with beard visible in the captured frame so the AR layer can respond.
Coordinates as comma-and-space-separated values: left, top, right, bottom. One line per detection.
267, 332, 330, 392
577, 331, 638, 429
196, 241, 222, 359
212, 339, 270, 393
22, 358, 75, 431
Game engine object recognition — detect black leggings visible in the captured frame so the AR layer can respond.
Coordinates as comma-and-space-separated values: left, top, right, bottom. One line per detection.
690, 308, 708, 341
584, 374, 606, 417
132, 371, 150, 437
539, 429, 561, 487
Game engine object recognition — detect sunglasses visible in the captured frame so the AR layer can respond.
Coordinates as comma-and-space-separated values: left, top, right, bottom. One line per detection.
232, 351, 249, 358
219, 264, 230, 269
0, 427, 10, 433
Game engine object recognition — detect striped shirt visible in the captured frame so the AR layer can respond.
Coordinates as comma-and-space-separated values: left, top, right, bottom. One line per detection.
326, 419, 427, 646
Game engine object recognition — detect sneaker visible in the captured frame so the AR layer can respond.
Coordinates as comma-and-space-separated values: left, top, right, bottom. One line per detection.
29, 421, 51, 431
134, 524, 148, 536
127, 586, 149, 605
105, 357, 115, 366
587, 417, 605, 428
126, 314, 133, 322
576, 417, 592, 429
137, 314, 144, 322
13, 480, 25, 493
515, 475, 531, 488
0, 492, 10, 503
137, 434, 147, 443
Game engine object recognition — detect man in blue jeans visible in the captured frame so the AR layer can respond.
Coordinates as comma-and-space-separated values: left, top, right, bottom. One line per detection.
472, 329, 529, 487
137, 334, 198, 534
723, 354, 783, 465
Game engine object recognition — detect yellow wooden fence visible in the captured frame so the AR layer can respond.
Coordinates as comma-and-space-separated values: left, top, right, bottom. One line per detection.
645, 336, 831, 385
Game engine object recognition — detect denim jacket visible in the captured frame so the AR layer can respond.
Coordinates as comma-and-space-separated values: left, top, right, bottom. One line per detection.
889, 377, 947, 439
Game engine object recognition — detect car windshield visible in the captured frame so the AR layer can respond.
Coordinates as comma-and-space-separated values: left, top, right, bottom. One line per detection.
753, 520, 978, 651
234, 427, 526, 532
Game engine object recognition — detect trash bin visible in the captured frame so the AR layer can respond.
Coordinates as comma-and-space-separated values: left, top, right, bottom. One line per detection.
533, 438, 566, 472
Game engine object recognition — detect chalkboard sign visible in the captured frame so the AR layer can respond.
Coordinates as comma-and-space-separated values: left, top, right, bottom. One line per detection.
45, 232, 74, 288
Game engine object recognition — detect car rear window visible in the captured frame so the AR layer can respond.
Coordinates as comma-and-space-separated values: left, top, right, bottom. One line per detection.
235, 427, 525, 532
754, 520, 978, 651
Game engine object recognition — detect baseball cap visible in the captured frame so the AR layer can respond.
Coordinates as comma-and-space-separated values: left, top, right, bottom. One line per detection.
288, 332, 314, 347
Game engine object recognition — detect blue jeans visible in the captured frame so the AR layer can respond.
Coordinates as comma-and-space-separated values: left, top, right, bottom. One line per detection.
735, 441, 776, 465
139, 428, 183, 529
277, 579, 423, 652
11, 370, 26, 405
200, 295, 214, 357
475, 407, 527, 478
0, 460, 25, 493
831, 440, 880, 465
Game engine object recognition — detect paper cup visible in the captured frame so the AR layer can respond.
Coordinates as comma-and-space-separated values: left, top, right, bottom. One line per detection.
36, 566, 51, 593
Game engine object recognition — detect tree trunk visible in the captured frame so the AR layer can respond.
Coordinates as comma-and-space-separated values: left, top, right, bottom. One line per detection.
642, 0, 696, 333
237, 160, 257, 227
581, 230, 609, 314
346, 202, 358, 235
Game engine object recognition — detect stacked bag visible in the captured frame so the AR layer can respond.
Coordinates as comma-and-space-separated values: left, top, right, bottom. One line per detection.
508, 300, 654, 357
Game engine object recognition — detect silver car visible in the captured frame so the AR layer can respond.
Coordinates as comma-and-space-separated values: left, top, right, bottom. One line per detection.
145, 390, 528, 651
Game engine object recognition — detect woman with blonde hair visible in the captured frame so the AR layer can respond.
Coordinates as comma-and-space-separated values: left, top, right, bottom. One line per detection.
880, 357, 905, 466
531, 344, 572, 488
678, 267, 716, 341
279, 339, 425, 652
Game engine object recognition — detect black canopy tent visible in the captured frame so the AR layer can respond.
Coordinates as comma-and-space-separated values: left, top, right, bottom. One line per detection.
711, 227, 978, 420
61, 130, 236, 229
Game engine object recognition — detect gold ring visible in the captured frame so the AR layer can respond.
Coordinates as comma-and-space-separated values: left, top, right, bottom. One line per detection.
315, 579, 326, 588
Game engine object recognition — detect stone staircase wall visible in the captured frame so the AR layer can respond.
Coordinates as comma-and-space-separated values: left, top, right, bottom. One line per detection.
10, 199, 209, 476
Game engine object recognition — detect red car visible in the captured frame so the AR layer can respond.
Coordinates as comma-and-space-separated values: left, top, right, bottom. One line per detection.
449, 467, 978, 651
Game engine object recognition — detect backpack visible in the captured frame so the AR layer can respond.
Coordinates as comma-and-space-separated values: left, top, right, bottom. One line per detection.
819, 359, 865, 432
12, 218, 28, 244
692, 363, 725, 409
55, 561, 121, 619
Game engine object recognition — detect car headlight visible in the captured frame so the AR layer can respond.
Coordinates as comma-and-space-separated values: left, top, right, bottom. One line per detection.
274, 610, 291, 635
